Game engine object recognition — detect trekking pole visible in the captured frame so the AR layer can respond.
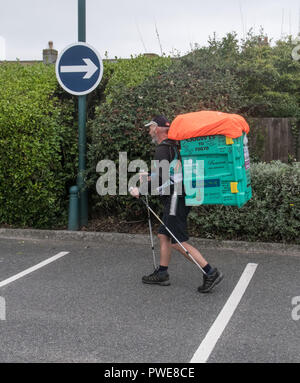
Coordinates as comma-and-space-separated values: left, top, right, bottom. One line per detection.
139, 171, 157, 270
145, 194, 157, 270
129, 188, 206, 276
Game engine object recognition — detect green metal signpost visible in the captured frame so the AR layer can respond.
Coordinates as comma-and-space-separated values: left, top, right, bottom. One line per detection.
55, 0, 103, 230
56, 0, 103, 230
77, 0, 88, 228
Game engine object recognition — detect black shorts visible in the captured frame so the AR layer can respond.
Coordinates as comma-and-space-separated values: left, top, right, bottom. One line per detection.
158, 196, 191, 244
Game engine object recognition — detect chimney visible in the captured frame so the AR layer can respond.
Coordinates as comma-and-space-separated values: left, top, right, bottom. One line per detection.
43, 41, 58, 64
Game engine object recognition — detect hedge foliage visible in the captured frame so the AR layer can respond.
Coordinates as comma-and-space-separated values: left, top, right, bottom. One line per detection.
87, 33, 300, 243
1, 31, 300, 244
102, 54, 172, 104
88, 32, 300, 196
87, 54, 176, 215
104, 162, 300, 244
236, 34, 300, 118
0, 63, 77, 228
188, 161, 300, 244
87, 44, 246, 216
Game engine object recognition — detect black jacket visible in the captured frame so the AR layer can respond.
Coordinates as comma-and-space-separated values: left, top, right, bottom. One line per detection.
141, 139, 182, 200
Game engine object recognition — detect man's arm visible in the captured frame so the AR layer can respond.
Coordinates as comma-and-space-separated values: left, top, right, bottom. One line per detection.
146, 144, 171, 195
130, 144, 171, 198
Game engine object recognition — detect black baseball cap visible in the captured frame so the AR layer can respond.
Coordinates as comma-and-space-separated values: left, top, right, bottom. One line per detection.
144, 115, 170, 128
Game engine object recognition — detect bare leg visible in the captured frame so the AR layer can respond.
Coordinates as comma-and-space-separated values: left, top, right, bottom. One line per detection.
158, 234, 172, 267
171, 242, 208, 268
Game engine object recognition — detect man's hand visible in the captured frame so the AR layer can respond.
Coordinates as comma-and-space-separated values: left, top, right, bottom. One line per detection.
139, 172, 150, 183
130, 187, 140, 199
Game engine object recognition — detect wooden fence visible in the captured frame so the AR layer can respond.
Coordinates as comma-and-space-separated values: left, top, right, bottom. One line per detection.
247, 118, 300, 163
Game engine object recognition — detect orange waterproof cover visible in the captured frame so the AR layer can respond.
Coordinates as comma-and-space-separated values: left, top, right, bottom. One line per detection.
168, 111, 250, 140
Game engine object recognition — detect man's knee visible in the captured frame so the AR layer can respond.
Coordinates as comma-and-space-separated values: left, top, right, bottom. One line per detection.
158, 234, 170, 242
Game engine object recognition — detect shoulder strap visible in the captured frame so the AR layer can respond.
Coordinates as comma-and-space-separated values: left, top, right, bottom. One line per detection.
160, 140, 179, 161
160, 140, 182, 178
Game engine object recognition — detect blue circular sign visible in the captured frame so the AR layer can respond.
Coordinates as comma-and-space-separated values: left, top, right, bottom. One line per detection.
56, 42, 103, 96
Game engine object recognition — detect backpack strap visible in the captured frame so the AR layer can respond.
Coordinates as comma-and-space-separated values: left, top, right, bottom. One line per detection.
160, 140, 182, 176
160, 140, 179, 162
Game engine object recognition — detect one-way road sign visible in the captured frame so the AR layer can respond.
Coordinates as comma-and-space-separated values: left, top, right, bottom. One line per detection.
60, 58, 98, 79
56, 42, 103, 96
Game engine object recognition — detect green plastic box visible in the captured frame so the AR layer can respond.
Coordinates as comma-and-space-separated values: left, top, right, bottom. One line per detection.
180, 133, 252, 207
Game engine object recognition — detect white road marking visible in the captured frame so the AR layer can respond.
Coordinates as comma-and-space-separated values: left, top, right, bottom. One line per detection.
0, 252, 69, 288
190, 263, 258, 363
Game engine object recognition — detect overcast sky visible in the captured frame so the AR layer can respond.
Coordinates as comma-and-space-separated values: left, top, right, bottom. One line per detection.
1, 0, 300, 60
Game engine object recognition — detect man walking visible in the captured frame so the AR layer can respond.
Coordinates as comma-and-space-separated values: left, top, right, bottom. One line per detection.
130, 115, 223, 293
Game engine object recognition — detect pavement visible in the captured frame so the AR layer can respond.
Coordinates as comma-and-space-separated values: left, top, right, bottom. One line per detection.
0, 229, 299, 363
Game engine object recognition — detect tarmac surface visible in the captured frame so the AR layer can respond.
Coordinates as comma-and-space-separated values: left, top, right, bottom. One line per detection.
0, 231, 299, 363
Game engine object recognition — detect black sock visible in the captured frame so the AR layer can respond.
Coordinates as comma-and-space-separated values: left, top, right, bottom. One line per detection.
159, 265, 168, 273
203, 264, 213, 275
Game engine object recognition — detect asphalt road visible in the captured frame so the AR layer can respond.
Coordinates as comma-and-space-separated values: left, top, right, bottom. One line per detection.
0, 236, 299, 363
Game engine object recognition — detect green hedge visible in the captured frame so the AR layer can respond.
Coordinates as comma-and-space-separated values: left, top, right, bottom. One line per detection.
87, 54, 176, 217
102, 54, 172, 104
188, 161, 300, 244
87, 47, 245, 217
1, 32, 300, 242
0, 63, 77, 228
87, 34, 300, 244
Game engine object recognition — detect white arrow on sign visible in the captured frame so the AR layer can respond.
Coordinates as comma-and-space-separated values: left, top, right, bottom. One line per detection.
60, 58, 98, 79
